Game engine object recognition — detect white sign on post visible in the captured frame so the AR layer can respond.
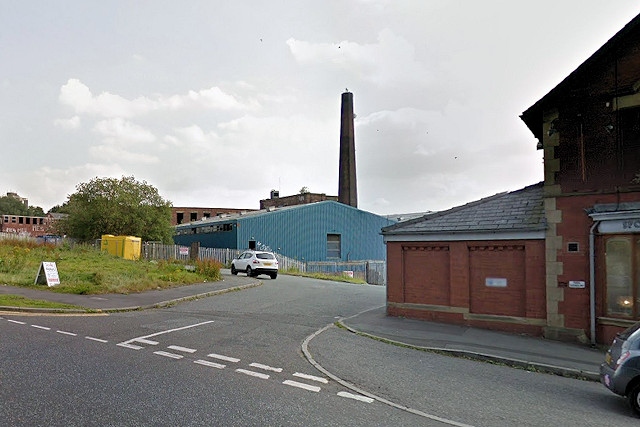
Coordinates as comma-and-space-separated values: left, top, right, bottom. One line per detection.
35, 261, 60, 287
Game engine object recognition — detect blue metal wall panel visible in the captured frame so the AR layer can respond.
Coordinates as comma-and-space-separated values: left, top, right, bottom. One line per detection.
235, 202, 395, 261
173, 221, 238, 249
172, 202, 395, 261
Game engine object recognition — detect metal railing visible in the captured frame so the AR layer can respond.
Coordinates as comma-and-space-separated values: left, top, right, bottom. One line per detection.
306, 260, 386, 285
141, 242, 386, 285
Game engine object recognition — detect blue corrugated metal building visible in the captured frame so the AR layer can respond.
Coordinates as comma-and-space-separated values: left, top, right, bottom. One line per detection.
173, 201, 395, 261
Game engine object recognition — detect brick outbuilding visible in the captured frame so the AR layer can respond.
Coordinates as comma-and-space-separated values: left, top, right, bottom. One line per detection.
383, 183, 548, 337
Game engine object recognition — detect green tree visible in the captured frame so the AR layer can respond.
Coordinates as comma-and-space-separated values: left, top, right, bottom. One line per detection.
0, 196, 29, 216
299, 186, 310, 194
55, 176, 174, 243
26, 206, 45, 216
0, 196, 45, 217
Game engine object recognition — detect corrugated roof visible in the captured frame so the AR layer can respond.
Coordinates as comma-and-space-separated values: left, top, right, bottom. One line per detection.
175, 200, 389, 229
381, 182, 545, 235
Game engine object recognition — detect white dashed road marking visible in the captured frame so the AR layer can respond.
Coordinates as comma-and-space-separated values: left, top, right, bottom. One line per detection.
283, 380, 321, 392
168, 345, 197, 353
236, 369, 270, 379
118, 320, 214, 348
207, 353, 240, 363
117, 343, 144, 350
194, 360, 226, 369
154, 351, 184, 360
134, 338, 159, 345
1, 317, 372, 405
337, 391, 374, 403
250, 362, 282, 373
293, 372, 328, 384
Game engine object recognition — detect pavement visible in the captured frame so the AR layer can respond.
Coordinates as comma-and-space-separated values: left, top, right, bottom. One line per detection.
0, 273, 606, 382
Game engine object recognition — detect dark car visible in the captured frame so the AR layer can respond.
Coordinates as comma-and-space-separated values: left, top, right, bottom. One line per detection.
601, 321, 640, 415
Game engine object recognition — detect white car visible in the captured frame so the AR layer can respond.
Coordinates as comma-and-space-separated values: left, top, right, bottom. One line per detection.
230, 250, 278, 279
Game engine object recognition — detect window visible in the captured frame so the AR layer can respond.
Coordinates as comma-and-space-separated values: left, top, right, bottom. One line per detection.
327, 234, 341, 259
605, 236, 640, 318
176, 212, 184, 224
190, 212, 198, 222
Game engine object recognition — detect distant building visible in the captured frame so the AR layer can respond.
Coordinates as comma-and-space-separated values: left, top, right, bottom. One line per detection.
174, 201, 395, 262
259, 190, 338, 210
171, 207, 256, 226
5, 192, 29, 208
1, 213, 58, 237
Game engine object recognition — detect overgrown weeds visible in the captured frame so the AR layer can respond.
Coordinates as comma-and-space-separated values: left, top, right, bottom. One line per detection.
0, 238, 221, 294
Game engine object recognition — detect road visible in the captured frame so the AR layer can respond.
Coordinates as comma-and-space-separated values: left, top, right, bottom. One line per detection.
0, 274, 637, 426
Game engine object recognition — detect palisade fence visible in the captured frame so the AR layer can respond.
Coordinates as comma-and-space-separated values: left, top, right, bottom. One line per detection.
141, 242, 386, 286
0, 232, 35, 242
0, 234, 386, 285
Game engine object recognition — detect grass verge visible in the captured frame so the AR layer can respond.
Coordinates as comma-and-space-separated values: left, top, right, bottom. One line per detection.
0, 294, 87, 310
0, 238, 222, 295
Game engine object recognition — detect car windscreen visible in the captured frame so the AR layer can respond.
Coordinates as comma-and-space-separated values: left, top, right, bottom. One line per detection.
618, 321, 640, 340
256, 253, 275, 260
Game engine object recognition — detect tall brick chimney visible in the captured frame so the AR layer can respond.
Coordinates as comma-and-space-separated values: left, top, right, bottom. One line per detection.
338, 91, 357, 208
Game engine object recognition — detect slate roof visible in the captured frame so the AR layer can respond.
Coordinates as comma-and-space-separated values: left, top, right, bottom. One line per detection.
381, 182, 545, 236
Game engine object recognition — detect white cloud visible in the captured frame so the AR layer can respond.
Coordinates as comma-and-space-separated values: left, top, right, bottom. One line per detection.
287, 28, 431, 87
89, 118, 159, 163
59, 79, 255, 118
53, 116, 81, 130
187, 87, 254, 110
93, 118, 156, 144
2, 1, 637, 214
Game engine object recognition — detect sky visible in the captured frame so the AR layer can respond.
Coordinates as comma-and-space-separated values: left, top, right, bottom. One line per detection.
2, 1, 640, 216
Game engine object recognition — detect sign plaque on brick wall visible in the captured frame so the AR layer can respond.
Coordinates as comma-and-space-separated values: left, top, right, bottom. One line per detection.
485, 277, 507, 288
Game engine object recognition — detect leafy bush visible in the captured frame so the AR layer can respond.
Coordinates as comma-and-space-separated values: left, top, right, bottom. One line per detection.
0, 246, 31, 273
195, 258, 222, 281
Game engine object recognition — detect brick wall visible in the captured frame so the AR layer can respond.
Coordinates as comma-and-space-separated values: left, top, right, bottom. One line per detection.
260, 193, 338, 210
554, 192, 640, 336
386, 239, 546, 335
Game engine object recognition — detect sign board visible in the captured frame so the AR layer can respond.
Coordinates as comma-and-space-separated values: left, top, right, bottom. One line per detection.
35, 261, 60, 287
485, 277, 507, 288
179, 246, 189, 256
568, 280, 586, 289
599, 219, 640, 234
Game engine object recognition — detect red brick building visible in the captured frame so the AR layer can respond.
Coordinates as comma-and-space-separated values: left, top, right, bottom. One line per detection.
1, 214, 56, 237
521, 13, 640, 344
259, 190, 338, 210
383, 13, 640, 344
172, 191, 337, 226
383, 184, 548, 337
171, 207, 256, 226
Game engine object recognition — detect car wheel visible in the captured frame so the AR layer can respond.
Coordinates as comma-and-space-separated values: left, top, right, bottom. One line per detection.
231, 264, 237, 275
629, 383, 640, 416
269, 272, 277, 279
246, 266, 253, 277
